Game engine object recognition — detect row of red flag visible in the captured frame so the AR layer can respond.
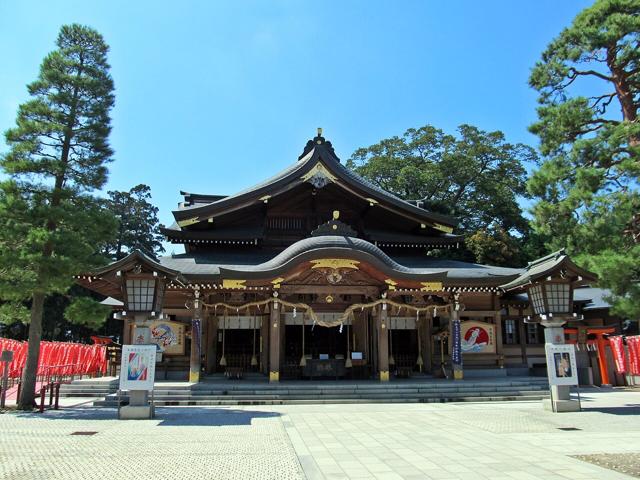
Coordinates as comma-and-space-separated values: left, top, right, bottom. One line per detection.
609, 335, 640, 375
0, 337, 107, 379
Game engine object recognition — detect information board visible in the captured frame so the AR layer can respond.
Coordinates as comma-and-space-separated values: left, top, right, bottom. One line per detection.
119, 344, 156, 391
545, 344, 578, 386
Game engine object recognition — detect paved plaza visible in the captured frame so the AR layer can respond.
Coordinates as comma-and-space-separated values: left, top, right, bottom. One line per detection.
1, 389, 639, 480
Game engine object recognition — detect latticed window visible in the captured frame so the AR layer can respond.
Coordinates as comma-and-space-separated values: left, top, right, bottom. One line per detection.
126, 278, 155, 311
267, 216, 305, 231
528, 285, 545, 314
503, 319, 519, 344
526, 323, 542, 344
545, 283, 570, 313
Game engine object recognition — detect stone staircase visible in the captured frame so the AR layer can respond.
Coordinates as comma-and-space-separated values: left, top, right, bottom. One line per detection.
60, 376, 550, 406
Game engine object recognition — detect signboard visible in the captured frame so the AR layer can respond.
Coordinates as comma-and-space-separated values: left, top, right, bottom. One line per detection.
119, 345, 156, 391
150, 320, 185, 355
545, 344, 578, 386
133, 326, 150, 345
461, 321, 496, 354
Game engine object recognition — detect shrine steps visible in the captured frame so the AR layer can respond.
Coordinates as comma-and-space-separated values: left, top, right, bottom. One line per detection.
67, 377, 550, 407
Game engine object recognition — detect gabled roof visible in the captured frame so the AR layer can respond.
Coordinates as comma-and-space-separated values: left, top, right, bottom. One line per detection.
90, 249, 184, 280
500, 249, 597, 291
172, 133, 458, 232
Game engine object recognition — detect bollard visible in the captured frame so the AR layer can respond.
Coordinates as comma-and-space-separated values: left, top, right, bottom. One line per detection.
49, 383, 54, 406
54, 383, 60, 410
39, 385, 46, 413
16, 380, 21, 402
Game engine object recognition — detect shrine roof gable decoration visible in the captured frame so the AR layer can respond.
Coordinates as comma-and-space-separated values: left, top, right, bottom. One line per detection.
170, 131, 458, 232
500, 249, 597, 291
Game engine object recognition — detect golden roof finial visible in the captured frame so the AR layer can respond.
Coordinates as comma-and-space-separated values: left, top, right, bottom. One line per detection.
333, 210, 340, 220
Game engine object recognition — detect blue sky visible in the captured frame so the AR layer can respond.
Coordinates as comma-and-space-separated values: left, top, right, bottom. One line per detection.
1, 0, 592, 253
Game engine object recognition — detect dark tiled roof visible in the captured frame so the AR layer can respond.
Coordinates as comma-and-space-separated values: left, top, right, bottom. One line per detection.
157, 235, 521, 284
500, 249, 596, 290
172, 135, 458, 228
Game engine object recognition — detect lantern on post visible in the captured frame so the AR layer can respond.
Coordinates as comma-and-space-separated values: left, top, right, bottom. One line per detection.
501, 249, 597, 413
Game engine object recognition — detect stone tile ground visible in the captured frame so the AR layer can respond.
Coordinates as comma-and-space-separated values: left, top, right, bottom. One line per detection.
1, 388, 638, 480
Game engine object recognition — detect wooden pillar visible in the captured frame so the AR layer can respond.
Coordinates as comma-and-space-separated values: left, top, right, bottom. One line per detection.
261, 313, 269, 375
424, 315, 432, 373
494, 295, 504, 368
518, 308, 527, 366
189, 288, 202, 383
595, 334, 612, 386
269, 304, 281, 382
377, 305, 389, 381
205, 316, 217, 374
122, 318, 132, 345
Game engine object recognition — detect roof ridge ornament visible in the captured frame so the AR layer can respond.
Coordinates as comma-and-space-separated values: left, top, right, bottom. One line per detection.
298, 127, 338, 161
311, 211, 358, 237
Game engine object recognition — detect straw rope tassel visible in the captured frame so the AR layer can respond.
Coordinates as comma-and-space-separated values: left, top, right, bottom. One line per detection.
345, 313, 352, 368
300, 313, 306, 367
219, 309, 227, 367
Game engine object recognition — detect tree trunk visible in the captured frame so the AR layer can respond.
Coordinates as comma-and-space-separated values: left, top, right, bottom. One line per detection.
17, 292, 45, 410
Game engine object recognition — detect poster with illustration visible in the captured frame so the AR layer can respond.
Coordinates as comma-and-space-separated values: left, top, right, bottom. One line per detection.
545, 344, 578, 386
119, 345, 156, 391
150, 320, 185, 355
460, 321, 496, 354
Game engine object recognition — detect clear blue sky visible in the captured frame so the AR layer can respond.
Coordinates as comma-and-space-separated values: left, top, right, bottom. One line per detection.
1, 1, 592, 253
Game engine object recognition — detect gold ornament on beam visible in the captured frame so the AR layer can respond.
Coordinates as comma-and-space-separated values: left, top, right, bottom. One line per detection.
310, 258, 360, 270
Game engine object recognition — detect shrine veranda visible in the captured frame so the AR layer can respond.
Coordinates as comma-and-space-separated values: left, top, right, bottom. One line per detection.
77, 132, 625, 385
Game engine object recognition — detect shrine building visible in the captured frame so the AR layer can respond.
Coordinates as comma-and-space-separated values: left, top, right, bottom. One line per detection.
77, 131, 626, 384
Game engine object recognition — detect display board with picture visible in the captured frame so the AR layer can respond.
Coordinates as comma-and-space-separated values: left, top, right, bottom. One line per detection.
460, 320, 496, 354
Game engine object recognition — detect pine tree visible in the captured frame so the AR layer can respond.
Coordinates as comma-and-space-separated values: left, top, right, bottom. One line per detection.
105, 184, 166, 260
0, 24, 117, 409
528, 0, 640, 317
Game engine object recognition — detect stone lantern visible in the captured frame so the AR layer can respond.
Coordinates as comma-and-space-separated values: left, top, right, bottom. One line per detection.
501, 250, 596, 412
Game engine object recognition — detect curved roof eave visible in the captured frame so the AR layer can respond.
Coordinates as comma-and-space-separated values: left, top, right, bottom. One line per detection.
160, 236, 521, 286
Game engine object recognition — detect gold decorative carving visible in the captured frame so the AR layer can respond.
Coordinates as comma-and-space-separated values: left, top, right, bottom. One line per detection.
177, 217, 199, 227
259, 195, 271, 203
379, 371, 389, 382
433, 223, 454, 234
189, 371, 200, 383
310, 259, 360, 270
385, 279, 398, 291
269, 371, 280, 382
300, 163, 337, 183
420, 281, 443, 291
333, 210, 340, 220
222, 279, 247, 290
271, 277, 285, 289
366, 198, 378, 206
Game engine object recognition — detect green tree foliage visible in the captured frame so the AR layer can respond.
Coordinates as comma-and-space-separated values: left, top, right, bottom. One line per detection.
347, 124, 538, 265
104, 184, 165, 260
0, 24, 117, 409
528, 0, 640, 317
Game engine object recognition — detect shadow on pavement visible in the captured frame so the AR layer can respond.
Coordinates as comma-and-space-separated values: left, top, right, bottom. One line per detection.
11, 406, 281, 426
580, 404, 640, 416
156, 408, 280, 426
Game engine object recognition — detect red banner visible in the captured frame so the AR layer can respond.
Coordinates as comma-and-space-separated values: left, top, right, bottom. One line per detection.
627, 336, 640, 376
0, 337, 107, 379
608, 336, 626, 374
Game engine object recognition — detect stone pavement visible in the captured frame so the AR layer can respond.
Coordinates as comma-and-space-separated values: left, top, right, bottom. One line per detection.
1, 388, 639, 480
